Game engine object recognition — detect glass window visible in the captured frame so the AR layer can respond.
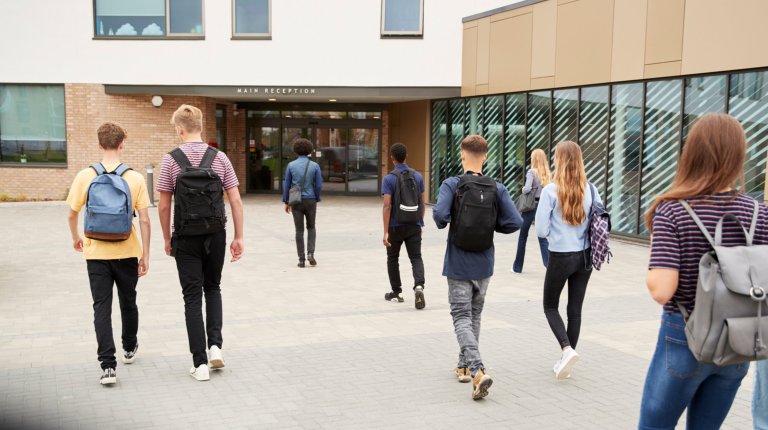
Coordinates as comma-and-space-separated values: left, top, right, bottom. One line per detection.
504, 94, 526, 200
348, 129, 379, 193
553, 89, 578, 144
729, 71, 768, 201
169, 0, 203, 34
248, 126, 279, 191
447, 99, 465, 179
283, 111, 346, 119
527, 91, 551, 169
216, 105, 225, 127
580, 86, 610, 197
349, 112, 382, 120
683, 75, 726, 144
234, 0, 270, 37
639, 80, 682, 236
483, 96, 503, 182
381, 0, 423, 36
0, 85, 66, 164
95, 0, 167, 36
247, 110, 280, 118
316, 127, 347, 193
430, 101, 447, 201
466, 97, 483, 136
607, 83, 643, 234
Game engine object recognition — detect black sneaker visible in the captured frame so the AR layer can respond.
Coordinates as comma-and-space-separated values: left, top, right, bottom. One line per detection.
100, 368, 116, 385
384, 292, 404, 303
298, 260, 305, 268
414, 286, 426, 310
307, 254, 317, 266
123, 344, 138, 364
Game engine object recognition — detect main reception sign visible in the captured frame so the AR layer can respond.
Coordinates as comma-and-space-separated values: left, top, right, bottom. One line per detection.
237, 87, 316, 95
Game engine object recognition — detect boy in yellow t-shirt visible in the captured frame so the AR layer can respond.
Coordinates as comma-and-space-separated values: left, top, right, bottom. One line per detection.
66, 122, 151, 386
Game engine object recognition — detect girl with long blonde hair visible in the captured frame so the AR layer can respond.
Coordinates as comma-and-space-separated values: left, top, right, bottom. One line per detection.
511, 148, 551, 273
535, 141, 602, 379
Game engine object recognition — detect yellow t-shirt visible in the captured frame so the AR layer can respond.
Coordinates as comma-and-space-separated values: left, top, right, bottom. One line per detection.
67, 163, 150, 260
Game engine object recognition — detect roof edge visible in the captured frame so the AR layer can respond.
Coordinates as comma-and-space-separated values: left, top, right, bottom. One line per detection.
462, 0, 546, 23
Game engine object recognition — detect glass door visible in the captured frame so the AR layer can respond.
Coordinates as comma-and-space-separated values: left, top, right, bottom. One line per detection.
248, 126, 280, 191
282, 127, 312, 190
314, 127, 347, 192
348, 128, 380, 193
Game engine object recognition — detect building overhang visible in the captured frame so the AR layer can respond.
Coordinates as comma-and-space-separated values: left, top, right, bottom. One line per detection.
462, 0, 546, 23
104, 85, 460, 104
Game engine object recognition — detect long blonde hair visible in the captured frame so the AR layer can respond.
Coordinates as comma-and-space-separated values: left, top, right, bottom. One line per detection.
553, 141, 587, 226
530, 148, 551, 187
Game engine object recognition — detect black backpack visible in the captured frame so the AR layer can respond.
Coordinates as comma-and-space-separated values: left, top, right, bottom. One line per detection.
449, 173, 498, 252
169, 146, 226, 237
391, 168, 423, 224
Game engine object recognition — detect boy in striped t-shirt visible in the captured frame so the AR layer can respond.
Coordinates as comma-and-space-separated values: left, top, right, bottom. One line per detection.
157, 104, 244, 381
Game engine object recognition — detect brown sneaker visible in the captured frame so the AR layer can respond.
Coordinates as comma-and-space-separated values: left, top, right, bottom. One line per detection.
471, 369, 492, 400
454, 367, 471, 383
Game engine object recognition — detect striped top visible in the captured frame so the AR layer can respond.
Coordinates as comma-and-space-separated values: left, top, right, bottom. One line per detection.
649, 193, 768, 313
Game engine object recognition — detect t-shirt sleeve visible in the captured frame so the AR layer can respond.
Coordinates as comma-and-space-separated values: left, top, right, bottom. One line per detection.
134, 174, 150, 211
418, 172, 425, 193
219, 153, 240, 190
649, 204, 681, 271
156, 154, 176, 193
66, 170, 89, 212
381, 174, 394, 196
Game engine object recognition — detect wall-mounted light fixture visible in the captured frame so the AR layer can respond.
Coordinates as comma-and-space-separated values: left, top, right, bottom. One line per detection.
329, 99, 337, 102
151, 95, 163, 108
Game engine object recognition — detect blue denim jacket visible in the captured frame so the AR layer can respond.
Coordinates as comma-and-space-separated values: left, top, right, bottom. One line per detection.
282, 156, 323, 202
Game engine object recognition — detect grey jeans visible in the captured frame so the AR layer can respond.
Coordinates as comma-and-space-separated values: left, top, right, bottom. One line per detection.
291, 198, 317, 260
448, 277, 490, 374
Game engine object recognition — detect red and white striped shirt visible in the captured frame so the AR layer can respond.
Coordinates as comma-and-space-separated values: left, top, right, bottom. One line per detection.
157, 142, 240, 230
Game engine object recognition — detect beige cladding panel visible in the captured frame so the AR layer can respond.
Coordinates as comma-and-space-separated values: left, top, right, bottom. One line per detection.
531, 0, 558, 79
682, 0, 768, 75
611, 0, 647, 82
490, 5, 533, 22
476, 17, 491, 85
554, 0, 615, 88
531, 76, 555, 90
489, 13, 533, 94
475, 84, 489, 95
645, 0, 685, 65
644, 61, 682, 79
462, 26, 478, 97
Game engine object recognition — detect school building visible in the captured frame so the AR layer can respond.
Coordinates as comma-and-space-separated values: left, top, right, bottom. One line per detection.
2, 0, 768, 241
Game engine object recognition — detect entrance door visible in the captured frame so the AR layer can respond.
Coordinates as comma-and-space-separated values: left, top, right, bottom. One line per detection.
314, 127, 347, 192
248, 126, 280, 191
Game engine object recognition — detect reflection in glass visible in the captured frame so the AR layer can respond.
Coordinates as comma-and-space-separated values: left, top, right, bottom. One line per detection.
315, 128, 347, 193
430, 101, 447, 201
447, 99, 465, 179
0, 85, 66, 163
640, 80, 682, 235
729, 72, 768, 201
527, 91, 551, 169
683, 76, 726, 145
235, 0, 269, 34
466, 98, 483, 136
216, 106, 225, 127
284, 111, 346, 119
216, 129, 227, 153
349, 112, 382, 119
247, 110, 280, 118
383, 0, 421, 32
282, 128, 311, 187
553, 89, 578, 144
580, 86, 609, 197
348, 129, 380, 193
169, 0, 203, 34
504, 94, 526, 200
248, 126, 279, 191
95, 0, 166, 36
607, 84, 643, 234
483, 96, 503, 182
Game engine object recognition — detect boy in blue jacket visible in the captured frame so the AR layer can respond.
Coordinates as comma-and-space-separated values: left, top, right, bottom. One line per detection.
432, 135, 523, 400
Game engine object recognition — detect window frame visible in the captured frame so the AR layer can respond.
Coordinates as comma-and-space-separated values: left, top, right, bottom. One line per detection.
380, 0, 424, 38
231, 0, 272, 40
92, 0, 206, 40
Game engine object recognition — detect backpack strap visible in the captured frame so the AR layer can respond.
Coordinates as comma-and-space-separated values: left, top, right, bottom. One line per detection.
91, 164, 106, 176
679, 200, 716, 248
583, 182, 596, 272
169, 148, 193, 170
714, 214, 749, 247
113, 164, 132, 177
199, 146, 218, 169
748, 199, 760, 246
674, 299, 691, 322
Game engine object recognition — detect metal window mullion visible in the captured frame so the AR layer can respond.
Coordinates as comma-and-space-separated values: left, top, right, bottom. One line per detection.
501, 95, 507, 183
635, 82, 647, 236
549, 91, 554, 163
679, 79, 686, 153
725, 73, 731, 113
576, 87, 581, 144
524, 93, 529, 174
604, 85, 612, 207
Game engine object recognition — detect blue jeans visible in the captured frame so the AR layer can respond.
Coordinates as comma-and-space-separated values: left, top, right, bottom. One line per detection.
639, 312, 749, 430
755, 359, 768, 430
512, 203, 549, 273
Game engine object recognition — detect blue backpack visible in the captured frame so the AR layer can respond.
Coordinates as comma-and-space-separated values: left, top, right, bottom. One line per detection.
84, 164, 134, 242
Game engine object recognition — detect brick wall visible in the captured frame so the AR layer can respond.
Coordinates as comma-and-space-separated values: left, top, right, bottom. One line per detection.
0, 84, 246, 200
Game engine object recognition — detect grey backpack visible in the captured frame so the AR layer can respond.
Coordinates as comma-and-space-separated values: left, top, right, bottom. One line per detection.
677, 199, 768, 366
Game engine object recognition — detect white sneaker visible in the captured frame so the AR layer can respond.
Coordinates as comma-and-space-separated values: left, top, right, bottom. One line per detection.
190, 364, 210, 381
209, 345, 225, 369
553, 360, 571, 379
554, 348, 579, 380
100, 368, 116, 385
510, 266, 519, 273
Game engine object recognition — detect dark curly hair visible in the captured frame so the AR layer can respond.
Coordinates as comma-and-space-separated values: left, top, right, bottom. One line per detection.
390, 142, 407, 163
292, 138, 313, 156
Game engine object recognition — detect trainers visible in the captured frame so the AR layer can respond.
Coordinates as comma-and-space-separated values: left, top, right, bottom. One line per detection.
307, 254, 317, 266
553, 360, 571, 379
297, 260, 305, 268
384, 292, 404, 303
100, 368, 116, 385
510, 266, 521, 274
454, 367, 471, 383
471, 369, 493, 399
554, 348, 579, 380
122, 344, 138, 364
414, 286, 426, 310
190, 364, 210, 381
209, 345, 225, 369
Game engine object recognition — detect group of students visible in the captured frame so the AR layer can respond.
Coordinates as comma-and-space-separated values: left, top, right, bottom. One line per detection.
67, 104, 767, 428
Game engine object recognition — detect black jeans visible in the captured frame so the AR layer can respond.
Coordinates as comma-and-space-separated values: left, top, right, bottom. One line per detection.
174, 230, 226, 367
292, 198, 317, 260
86, 258, 139, 370
386, 225, 425, 294
542, 249, 592, 349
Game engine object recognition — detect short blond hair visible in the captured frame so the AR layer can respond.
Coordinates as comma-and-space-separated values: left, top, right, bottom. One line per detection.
170, 104, 203, 133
